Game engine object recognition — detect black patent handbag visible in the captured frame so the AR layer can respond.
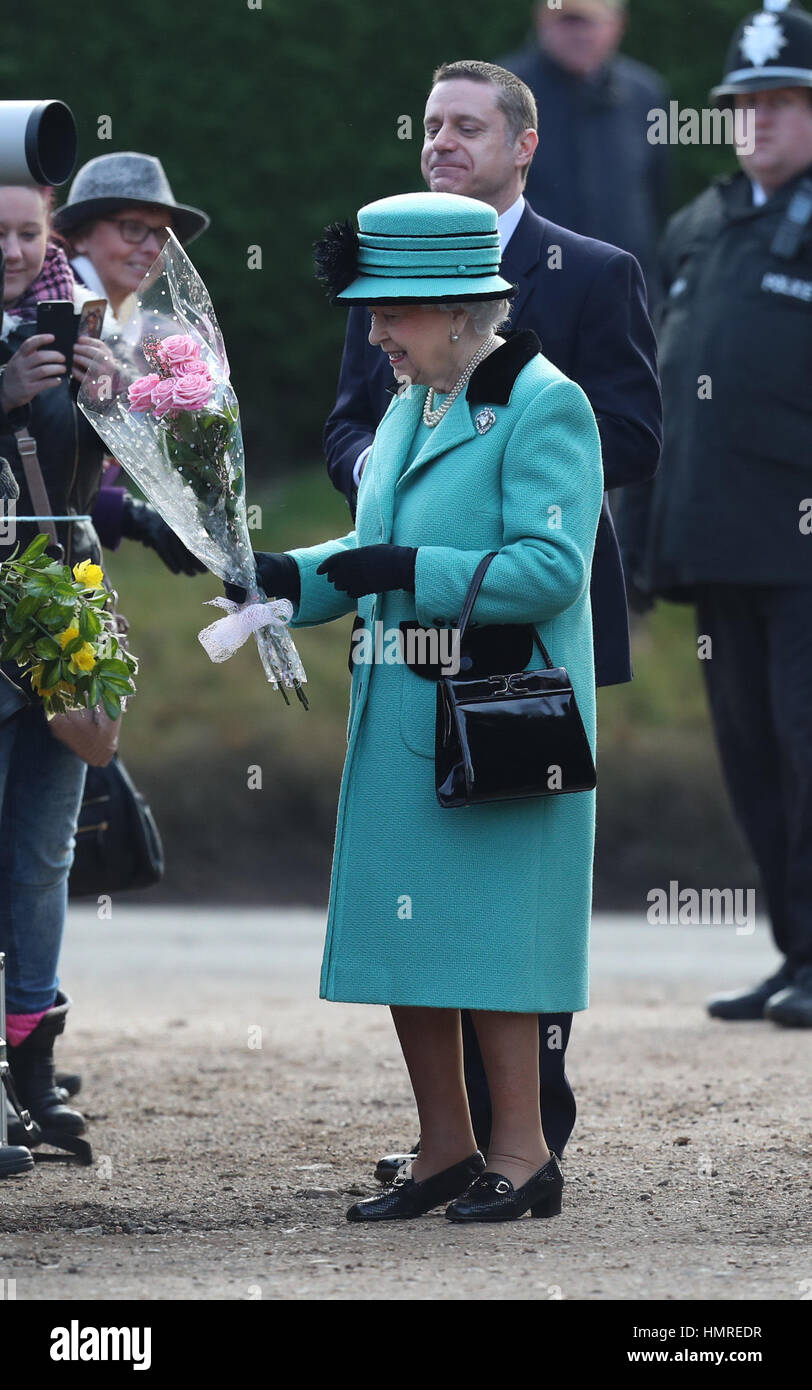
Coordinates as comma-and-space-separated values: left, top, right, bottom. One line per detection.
435, 552, 597, 808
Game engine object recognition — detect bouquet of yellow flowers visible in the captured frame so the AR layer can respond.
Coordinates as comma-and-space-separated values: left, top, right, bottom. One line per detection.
0, 534, 137, 717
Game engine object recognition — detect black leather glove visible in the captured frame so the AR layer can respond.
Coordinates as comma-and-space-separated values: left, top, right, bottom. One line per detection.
121, 496, 207, 576
316, 544, 417, 599
224, 551, 301, 606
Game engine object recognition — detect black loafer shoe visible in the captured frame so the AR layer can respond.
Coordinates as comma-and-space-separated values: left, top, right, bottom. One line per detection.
707, 964, 792, 1021
347, 1151, 485, 1222
764, 965, 812, 1027
446, 1153, 563, 1223
374, 1139, 420, 1185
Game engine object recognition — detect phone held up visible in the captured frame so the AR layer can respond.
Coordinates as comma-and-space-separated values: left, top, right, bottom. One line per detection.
35, 299, 76, 375
35, 297, 106, 390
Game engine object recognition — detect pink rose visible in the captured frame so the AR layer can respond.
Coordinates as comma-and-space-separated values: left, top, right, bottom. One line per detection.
150, 377, 179, 418
128, 373, 162, 412
173, 356, 211, 376
170, 370, 213, 412
156, 334, 201, 371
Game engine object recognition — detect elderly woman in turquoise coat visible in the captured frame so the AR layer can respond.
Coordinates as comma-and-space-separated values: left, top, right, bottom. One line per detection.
237, 192, 603, 1223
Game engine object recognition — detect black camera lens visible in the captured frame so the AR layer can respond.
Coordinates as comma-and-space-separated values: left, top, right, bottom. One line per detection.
24, 100, 77, 185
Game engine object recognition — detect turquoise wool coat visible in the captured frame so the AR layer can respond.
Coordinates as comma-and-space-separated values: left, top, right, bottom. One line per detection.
287, 333, 604, 1013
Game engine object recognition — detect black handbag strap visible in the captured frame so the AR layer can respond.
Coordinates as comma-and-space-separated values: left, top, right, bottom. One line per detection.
456, 552, 555, 671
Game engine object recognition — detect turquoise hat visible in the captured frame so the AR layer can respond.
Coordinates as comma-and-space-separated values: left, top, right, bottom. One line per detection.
314, 192, 517, 305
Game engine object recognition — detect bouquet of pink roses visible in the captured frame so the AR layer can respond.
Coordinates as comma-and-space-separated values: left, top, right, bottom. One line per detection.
127, 332, 244, 526
77, 232, 307, 706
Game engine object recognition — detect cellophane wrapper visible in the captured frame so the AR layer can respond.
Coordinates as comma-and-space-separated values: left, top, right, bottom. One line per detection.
77, 231, 306, 698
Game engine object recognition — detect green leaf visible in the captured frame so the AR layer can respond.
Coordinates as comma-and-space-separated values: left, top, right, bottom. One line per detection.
17, 533, 51, 564
88, 676, 100, 707
41, 660, 61, 688
100, 672, 134, 690
95, 658, 132, 677
14, 595, 41, 621
101, 691, 121, 721
21, 576, 54, 597
34, 636, 61, 659
78, 606, 103, 639
60, 635, 85, 658
1, 635, 27, 661
3, 609, 25, 634
4, 631, 31, 660
39, 602, 73, 625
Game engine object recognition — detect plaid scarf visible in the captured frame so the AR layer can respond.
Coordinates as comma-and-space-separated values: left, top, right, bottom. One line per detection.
8, 240, 76, 322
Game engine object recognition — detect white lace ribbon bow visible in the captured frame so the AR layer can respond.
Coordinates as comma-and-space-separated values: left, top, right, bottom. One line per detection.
198, 596, 294, 663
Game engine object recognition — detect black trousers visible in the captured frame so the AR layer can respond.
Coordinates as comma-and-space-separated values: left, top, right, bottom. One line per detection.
461, 1011, 576, 1157
695, 583, 812, 973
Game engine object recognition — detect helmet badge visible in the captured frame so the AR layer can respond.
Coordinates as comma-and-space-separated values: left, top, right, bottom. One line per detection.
741, 12, 789, 66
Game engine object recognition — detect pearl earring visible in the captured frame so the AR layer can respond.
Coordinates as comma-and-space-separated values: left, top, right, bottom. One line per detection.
450, 329, 460, 342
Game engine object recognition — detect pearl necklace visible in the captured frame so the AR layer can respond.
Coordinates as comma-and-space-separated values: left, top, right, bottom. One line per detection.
422, 333, 498, 428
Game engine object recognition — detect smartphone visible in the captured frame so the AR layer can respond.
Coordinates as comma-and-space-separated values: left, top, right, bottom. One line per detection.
36, 299, 76, 374
77, 298, 107, 339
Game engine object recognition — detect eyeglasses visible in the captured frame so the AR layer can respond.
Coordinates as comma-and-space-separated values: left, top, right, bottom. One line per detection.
104, 218, 171, 246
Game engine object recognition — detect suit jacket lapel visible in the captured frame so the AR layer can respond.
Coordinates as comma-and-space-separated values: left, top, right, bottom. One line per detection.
501, 205, 545, 325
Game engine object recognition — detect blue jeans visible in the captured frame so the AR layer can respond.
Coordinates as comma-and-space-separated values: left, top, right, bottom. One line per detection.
0, 704, 87, 1013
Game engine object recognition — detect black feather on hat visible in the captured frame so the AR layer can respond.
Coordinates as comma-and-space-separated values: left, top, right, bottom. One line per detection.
313, 220, 359, 303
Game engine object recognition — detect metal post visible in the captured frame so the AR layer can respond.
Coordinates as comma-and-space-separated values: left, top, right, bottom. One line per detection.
0, 951, 34, 1175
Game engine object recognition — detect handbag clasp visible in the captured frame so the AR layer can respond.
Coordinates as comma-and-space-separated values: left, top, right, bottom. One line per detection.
506, 674, 535, 694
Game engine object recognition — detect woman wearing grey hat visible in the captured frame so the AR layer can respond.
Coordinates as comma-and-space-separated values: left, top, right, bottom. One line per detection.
53, 151, 209, 322
54, 152, 209, 575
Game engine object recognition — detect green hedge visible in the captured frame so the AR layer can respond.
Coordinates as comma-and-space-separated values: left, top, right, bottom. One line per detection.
3, 0, 752, 465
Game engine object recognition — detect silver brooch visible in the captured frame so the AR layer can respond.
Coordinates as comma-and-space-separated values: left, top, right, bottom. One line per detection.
475, 407, 496, 435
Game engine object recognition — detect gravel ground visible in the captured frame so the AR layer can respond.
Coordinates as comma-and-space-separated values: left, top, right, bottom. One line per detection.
0, 908, 809, 1302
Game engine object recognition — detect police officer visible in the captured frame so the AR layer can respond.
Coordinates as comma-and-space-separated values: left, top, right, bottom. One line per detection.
618, 0, 812, 1026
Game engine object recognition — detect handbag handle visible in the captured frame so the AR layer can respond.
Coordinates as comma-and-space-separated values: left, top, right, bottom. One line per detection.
14, 428, 60, 551
455, 551, 555, 671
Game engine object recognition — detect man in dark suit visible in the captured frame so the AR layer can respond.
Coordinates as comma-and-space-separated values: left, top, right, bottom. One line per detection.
322, 59, 662, 1178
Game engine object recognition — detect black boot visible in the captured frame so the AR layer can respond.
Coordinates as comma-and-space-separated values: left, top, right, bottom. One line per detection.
5, 1096, 41, 1149
0, 1140, 33, 1177
55, 1072, 82, 1100
7, 992, 86, 1136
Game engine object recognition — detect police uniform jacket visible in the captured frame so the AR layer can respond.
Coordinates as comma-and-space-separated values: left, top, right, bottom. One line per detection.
623, 163, 812, 601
